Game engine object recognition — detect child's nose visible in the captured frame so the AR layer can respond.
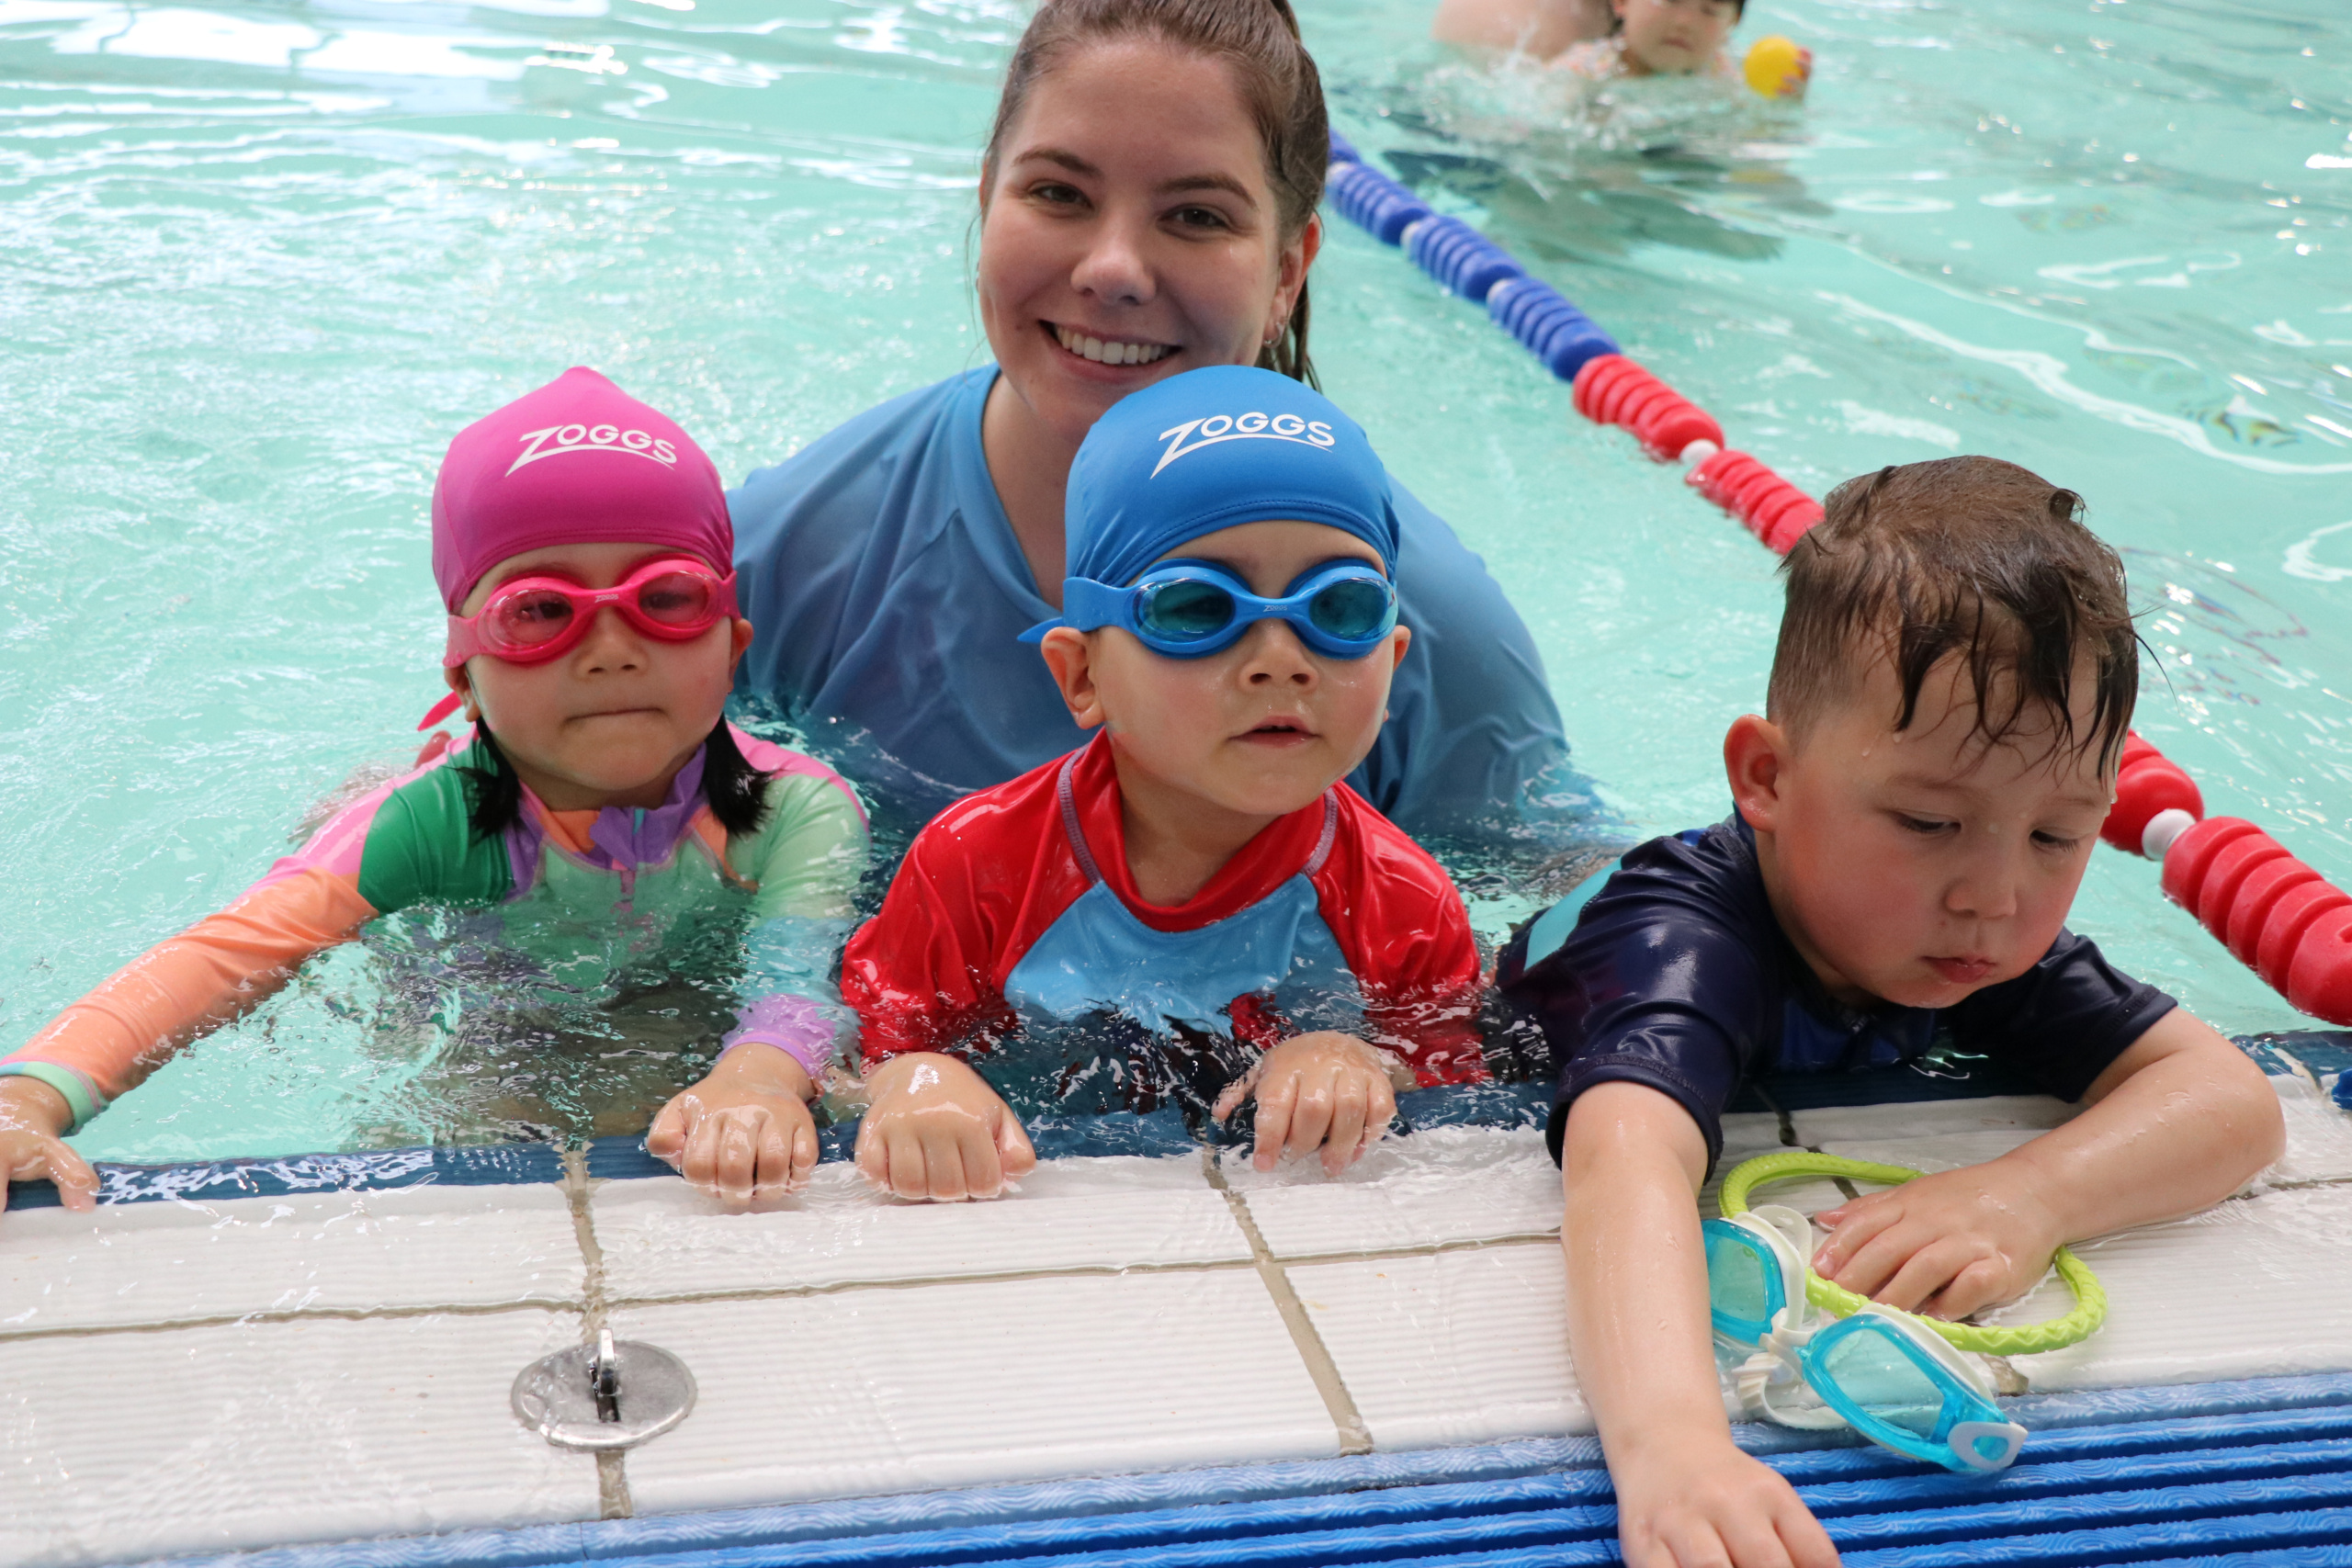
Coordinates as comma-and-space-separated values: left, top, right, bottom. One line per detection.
574, 604, 648, 672
1946, 840, 2023, 921
1236, 618, 1317, 685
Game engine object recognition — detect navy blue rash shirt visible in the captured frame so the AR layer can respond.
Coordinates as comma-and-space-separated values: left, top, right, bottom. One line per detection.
1496, 815, 2178, 1170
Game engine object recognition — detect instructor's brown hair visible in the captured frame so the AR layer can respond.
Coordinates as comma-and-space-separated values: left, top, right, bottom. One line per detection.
1768, 457, 2139, 773
982, 0, 1327, 387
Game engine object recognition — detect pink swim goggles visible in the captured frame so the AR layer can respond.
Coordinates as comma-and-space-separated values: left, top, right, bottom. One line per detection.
442, 557, 739, 669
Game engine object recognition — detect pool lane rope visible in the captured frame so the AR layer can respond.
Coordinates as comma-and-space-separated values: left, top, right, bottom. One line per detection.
1324, 133, 2352, 1028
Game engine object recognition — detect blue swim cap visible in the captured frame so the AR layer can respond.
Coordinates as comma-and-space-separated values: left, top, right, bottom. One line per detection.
1052, 366, 1398, 604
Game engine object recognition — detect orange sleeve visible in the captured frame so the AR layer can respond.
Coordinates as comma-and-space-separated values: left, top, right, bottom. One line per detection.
0, 868, 376, 1126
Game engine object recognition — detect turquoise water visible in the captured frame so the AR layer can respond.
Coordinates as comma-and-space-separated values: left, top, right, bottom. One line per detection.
0, 0, 2345, 1161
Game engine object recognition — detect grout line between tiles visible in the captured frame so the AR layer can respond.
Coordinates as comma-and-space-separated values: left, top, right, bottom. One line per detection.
0, 1296, 581, 1345
563, 1149, 632, 1521
606, 1256, 1264, 1310
0, 1231, 1567, 1344
1202, 1150, 1373, 1458
1268, 1231, 1562, 1268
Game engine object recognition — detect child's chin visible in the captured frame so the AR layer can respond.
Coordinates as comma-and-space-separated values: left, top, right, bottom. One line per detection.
1208, 766, 1339, 818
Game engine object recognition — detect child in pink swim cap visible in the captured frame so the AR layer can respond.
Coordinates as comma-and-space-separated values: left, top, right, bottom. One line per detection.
0, 369, 869, 1215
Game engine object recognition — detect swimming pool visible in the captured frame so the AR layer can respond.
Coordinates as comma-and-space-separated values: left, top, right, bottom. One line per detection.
1, 0, 2346, 1165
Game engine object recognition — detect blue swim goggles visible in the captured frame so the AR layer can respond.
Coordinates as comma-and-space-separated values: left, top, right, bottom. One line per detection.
1706, 1203, 2027, 1473
1021, 559, 1400, 660
1704, 1150, 2107, 1472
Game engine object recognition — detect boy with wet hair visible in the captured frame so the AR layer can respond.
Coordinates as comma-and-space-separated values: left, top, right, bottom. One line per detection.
1500, 457, 2284, 1568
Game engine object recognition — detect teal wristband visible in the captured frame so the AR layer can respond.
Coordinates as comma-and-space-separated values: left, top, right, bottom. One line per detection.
0, 1062, 102, 1134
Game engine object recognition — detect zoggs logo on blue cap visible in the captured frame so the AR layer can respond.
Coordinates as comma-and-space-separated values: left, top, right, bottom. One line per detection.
1151, 410, 1340, 477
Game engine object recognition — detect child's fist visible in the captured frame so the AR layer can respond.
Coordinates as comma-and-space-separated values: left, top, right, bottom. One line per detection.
1215, 1031, 1408, 1176
854, 1052, 1036, 1202
647, 1043, 820, 1208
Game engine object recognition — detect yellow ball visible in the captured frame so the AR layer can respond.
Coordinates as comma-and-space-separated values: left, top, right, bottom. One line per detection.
1744, 34, 1810, 98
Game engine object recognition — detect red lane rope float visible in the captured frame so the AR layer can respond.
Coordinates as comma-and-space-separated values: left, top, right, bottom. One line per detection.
1686, 448, 1825, 554
1324, 131, 2352, 1026
2159, 818, 2352, 1024
1571, 354, 1724, 463
2098, 733, 2205, 857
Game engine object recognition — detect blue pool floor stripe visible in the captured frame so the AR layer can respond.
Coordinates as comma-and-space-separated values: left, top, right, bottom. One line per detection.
129, 1379, 2352, 1568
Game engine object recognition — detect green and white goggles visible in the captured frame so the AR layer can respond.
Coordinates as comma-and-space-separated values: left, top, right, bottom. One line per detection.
1703, 1204, 2027, 1474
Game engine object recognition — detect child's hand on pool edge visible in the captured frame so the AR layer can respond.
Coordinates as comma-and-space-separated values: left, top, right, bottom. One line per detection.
854, 1051, 1036, 1202
1611, 1426, 1841, 1568
0, 1077, 98, 1215
647, 1043, 820, 1209
1811, 1158, 2063, 1323
1214, 1032, 1409, 1176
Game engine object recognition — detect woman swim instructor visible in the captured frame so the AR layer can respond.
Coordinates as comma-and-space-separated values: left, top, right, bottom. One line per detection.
730, 0, 1573, 837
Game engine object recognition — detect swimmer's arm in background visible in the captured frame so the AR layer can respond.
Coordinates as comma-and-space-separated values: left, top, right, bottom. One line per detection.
1430, 0, 1609, 61
646, 761, 871, 1205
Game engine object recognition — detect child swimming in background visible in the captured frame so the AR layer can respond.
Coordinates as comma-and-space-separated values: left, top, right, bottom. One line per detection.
0, 368, 868, 1215
1434, 0, 1808, 100
838, 367, 1488, 1201
1555, 0, 1744, 84
1501, 458, 2283, 1568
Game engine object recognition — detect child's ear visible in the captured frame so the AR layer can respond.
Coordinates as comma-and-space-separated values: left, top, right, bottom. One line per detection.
444, 663, 481, 725
727, 616, 755, 675
1037, 627, 1108, 730
1724, 713, 1791, 834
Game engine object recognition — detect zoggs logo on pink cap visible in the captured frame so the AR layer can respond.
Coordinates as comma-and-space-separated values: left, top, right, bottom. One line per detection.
506, 422, 682, 476
431, 366, 732, 614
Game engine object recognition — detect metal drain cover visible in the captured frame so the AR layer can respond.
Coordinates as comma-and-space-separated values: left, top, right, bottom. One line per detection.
512, 1328, 696, 1450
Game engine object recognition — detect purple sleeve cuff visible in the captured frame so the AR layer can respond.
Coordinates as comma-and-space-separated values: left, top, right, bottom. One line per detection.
720, 993, 844, 1082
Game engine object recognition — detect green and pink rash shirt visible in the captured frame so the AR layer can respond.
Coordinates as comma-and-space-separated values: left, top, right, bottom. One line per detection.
0, 726, 869, 1134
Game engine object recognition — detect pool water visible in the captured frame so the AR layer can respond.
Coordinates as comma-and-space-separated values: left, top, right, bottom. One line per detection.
0, 0, 2345, 1163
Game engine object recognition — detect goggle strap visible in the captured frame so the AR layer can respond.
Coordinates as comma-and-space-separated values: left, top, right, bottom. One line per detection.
1737, 1348, 1848, 1430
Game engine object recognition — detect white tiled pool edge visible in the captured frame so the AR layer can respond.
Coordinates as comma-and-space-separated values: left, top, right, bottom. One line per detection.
7, 1077, 2352, 1566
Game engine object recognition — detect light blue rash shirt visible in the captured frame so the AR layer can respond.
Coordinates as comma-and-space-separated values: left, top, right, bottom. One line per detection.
729, 367, 1579, 840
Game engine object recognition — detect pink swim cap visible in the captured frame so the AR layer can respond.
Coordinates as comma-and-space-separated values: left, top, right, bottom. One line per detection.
430, 367, 732, 612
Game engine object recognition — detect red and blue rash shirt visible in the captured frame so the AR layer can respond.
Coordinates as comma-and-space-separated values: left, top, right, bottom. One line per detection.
840, 735, 1488, 1088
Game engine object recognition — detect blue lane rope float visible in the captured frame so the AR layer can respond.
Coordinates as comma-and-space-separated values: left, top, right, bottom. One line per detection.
1328, 136, 1617, 376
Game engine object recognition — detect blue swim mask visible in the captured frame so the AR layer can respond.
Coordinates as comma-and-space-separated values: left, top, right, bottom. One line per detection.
1024, 558, 1398, 660
1704, 1153, 2108, 1473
